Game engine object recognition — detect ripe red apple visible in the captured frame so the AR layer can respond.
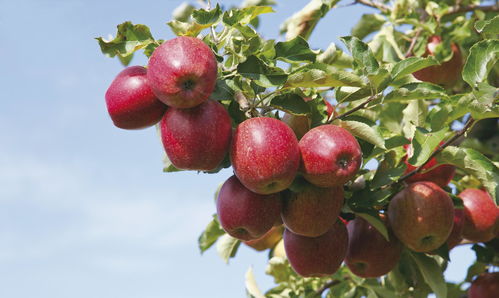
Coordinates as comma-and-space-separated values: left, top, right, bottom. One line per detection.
446, 208, 465, 250
468, 272, 499, 298
459, 189, 499, 243
345, 216, 402, 278
403, 142, 455, 187
160, 100, 231, 171
216, 175, 282, 241
299, 125, 362, 187
244, 225, 284, 251
388, 182, 454, 252
412, 36, 463, 86
105, 66, 166, 129
147, 36, 217, 109
230, 117, 300, 195
283, 219, 348, 277
281, 184, 344, 237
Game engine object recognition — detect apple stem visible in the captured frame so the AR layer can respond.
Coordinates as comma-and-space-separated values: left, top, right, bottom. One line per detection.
329, 95, 378, 123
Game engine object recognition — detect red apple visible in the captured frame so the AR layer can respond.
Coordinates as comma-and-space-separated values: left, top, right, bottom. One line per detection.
459, 189, 499, 243
230, 117, 300, 195
217, 176, 282, 241
413, 36, 463, 86
447, 208, 465, 250
281, 184, 344, 237
403, 142, 455, 187
147, 36, 217, 108
345, 216, 402, 278
244, 225, 284, 251
299, 125, 362, 187
160, 100, 231, 171
283, 219, 348, 277
388, 182, 454, 252
105, 66, 166, 129
469, 272, 499, 298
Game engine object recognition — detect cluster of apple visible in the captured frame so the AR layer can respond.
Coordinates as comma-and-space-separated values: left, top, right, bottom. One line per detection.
105, 35, 498, 281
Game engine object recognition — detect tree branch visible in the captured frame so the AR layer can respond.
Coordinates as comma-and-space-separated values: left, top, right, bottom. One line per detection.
404, 29, 422, 58
315, 279, 341, 297
355, 0, 390, 14
329, 95, 378, 122
444, 4, 498, 16
385, 117, 476, 188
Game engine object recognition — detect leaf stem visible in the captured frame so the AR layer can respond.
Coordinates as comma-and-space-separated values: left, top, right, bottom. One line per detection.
329, 95, 378, 122
355, 0, 390, 14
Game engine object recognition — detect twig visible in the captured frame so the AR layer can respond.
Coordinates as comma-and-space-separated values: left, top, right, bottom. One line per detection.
315, 279, 341, 297
235, 91, 260, 118
355, 0, 390, 14
384, 117, 476, 189
329, 95, 378, 122
404, 29, 422, 58
444, 4, 498, 16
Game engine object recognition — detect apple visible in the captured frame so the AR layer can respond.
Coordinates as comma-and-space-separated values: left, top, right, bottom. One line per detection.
217, 175, 282, 241
459, 188, 499, 243
244, 225, 284, 251
403, 142, 455, 187
105, 66, 167, 129
468, 272, 499, 298
412, 35, 463, 86
345, 216, 402, 278
446, 208, 465, 250
281, 184, 344, 237
388, 181, 454, 252
299, 124, 362, 187
283, 219, 348, 277
230, 117, 300, 195
147, 36, 218, 109
160, 100, 231, 171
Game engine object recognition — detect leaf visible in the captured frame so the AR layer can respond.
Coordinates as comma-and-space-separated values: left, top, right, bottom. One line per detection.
475, 15, 499, 34
402, 100, 427, 139
163, 154, 182, 173
265, 257, 294, 284
192, 4, 222, 25
341, 36, 379, 75
275, 36, 316, 62
237, 55, 288, 87
409, 252, 447, 298
371, 151, 406, 188
223, 6, 274, 26
339, 121, 385, 149
270, 93, 311, 115
437, 146, 499, 203
356, 212, 389, 241
462, 39, 499, 88
167, 20, 211, 36
285, 63, 364, 88
408, 127, 447, 167
198, 215, 225, 253
472, 244, 495, 264
384, 82, 448, 102
216, 234, 241, 263
245, 267, 265, 298
96, 22, 156, 65
351, 14, 385, 40
391, 56, 439, 81
335, 87, 371, 103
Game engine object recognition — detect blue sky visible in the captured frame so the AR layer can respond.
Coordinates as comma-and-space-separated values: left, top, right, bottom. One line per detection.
0, 0, 475, 297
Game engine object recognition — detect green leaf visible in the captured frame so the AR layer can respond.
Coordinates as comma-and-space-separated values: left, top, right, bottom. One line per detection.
270, 93, 311, 115
402, 100, 427, 139
286, 63, 364, 88
96, 22, 155, 65
172, 3, 195, 22
384, 82, 448, 102
437, 146, 499, 202
408, 127, 447, 167
336, 87, 371, 103
245, 267, 264, 298
351, 14, 385, 40
472, 244, 495, 263
409, 252, 447, 298
391, 56, 439, 81
198, 215, 225, 253
163, 154, 182, 173
465, 261, 487, 282
462, 39, 499, 88
216, 234, 241, 263
275, 36, 316, 62
167, 20, 211, 36
237, 55, 288, 87
475, 15, 499, 34
265, 257, 294, 284
192, 4, 222, 25
339, 121, 385, 149
223, 6, 274, 26
371, 150, 406, 188
356, 212, 389, 241
341, 36, 379, 75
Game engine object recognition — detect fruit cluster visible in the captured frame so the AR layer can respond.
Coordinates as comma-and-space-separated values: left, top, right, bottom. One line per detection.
105, 36, 498, 281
